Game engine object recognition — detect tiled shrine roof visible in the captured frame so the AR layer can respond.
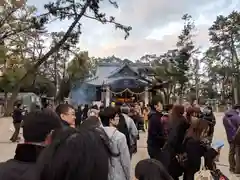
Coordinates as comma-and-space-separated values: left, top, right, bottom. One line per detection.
85, 62, 151, 86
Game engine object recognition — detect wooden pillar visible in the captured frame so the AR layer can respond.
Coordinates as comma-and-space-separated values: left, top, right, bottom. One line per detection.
144, 86, 149, 106
105, 85, 110, 107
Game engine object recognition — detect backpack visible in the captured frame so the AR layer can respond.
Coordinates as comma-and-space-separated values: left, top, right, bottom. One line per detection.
161, 113, 170, 139
117, 114, 131, 151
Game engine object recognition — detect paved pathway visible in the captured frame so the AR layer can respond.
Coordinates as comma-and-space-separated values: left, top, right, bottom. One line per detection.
0, 113, 238, 179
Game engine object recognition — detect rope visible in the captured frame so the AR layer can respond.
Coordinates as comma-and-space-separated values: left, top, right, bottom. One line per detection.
109, 88, 147, 95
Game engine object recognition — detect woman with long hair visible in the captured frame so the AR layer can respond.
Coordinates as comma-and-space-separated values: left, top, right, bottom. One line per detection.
185, 106, 201, 124
36, 128, 110, 180
161, 104, 190, 180
135, 159, 173, 180
182, 117, 209, 180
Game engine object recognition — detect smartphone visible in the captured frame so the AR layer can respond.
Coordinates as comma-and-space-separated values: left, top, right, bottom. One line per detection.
212, 140, 224, 150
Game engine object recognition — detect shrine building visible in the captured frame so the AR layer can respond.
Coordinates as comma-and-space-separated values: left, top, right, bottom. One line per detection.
70, 61, 153, 106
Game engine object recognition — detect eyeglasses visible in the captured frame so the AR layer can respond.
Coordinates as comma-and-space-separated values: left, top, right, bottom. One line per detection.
64, 113, 76, 117
114, 115, 120, 119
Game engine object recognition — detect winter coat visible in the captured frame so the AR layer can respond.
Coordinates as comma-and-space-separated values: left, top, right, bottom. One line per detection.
12, 108, 23, 123
223, 109, 240, 143
0, 144, 44, 180
147, 110, 165, 149
161, 116, 189, 174
122, 113, 138, 145
103, 126, 131, 180
203, 112, 216, 137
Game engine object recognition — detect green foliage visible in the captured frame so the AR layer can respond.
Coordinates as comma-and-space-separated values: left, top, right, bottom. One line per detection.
67, 51, 91, 81
208, 11, 240, 71
4, 0, 132, 105
203, 11, 240, 102
0, 2, 47, 42
56, 51, 92, 102
25, 75, 56, 97
175, 14, 195, 93
44, 0, 131, 40
0, 67, 25, 92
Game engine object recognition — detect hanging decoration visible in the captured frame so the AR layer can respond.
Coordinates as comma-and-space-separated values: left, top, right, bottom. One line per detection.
109, 88, 146, 95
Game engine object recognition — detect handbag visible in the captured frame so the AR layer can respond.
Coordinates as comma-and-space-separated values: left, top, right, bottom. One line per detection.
194, 157, 213, 180
175, 136, 188, 168
211, 169, 229, 180
176, 152, 188, 168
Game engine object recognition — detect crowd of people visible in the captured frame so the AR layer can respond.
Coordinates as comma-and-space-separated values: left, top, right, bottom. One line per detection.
1, 97, 240, 180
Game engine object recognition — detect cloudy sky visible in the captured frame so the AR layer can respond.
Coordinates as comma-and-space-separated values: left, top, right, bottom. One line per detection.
27, 0, 240, 60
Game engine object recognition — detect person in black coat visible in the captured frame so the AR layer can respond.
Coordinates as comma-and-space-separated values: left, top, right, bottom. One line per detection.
202, 106, 216, 143
0, 110, 62, 180
75, 105, 83, 127
10, 103, 23, 142
161, 105, 190, 180
183, 117, 211, 180
82, 104, 89, 120
147, 97, 164, 161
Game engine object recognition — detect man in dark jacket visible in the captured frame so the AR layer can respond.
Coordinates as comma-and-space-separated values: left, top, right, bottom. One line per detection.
0, 109, 62, 180
202, 106, 216, 143
75, 105, 83, 127
147, 97, 164, 161
223, 105, 240, 174
10, 103, 23, 142
235, 127, 240, 176
55, 104, 76, 128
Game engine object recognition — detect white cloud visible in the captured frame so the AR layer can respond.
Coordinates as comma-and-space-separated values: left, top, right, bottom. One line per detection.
27, 0, 240, 60
146, 22, 183, 40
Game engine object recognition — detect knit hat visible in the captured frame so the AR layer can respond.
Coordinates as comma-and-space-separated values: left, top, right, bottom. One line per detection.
23, 109, 62, 142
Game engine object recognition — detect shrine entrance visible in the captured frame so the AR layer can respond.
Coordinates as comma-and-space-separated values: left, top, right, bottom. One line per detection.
111, 88, 145, 103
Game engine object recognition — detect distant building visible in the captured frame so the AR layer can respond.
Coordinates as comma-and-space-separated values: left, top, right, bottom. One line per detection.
70, 61, 153, 106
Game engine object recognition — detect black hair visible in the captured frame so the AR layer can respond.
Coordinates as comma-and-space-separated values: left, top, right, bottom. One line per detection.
16, 103, 21, 108
91, 104, 99, 110
23, 110, 62, 142
55, 104, 74, 116
135, 159, 173, 180
80, 116, 120, 158
37, 128, 109, 180
100, 107, 118, 126
163, 104, 173, 112
121, 105, 130, 114
81, 116, 101, 129
150, 96, 162, 110
233, 104, 240, 110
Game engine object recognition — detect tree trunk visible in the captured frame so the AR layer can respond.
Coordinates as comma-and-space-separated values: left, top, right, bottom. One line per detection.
5, 91, 17, 116
3, 91, 8, 116
161, 89, 167, 104
179, 84, 184, 104
230, 35, 239, 104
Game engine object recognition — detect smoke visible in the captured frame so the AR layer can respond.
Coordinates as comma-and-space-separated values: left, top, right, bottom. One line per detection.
70, 83, 96, 105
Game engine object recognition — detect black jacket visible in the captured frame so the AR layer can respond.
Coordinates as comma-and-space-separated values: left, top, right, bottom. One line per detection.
12, 108, 23, 123
0, 144, 44, 180
184, 137, 205, 173
202, 113, 215, 138
167, 116, 190, 154
61, 120, 70, 128
75, 110, 82, 125
147, 110, 165, 149
161, 116, 189, 170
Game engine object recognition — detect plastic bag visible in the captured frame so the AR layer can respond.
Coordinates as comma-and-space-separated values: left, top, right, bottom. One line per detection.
194, 157, 213, 180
